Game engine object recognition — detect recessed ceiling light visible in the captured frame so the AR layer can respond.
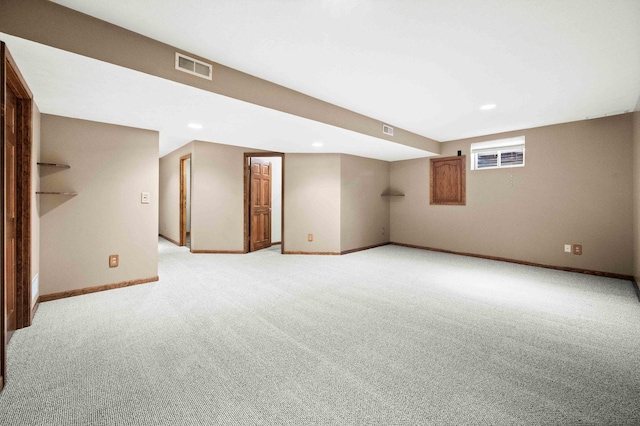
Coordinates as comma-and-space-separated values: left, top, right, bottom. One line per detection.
312, 142, 323, 148
480, 104, 497, 111
188, 123, 202, 129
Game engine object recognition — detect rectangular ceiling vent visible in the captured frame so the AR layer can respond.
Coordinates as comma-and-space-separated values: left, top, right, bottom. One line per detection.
175, 52, 212, 80
382, 124, 394, 136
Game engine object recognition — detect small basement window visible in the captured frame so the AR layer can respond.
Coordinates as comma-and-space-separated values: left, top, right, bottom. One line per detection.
471, 136, 525, 170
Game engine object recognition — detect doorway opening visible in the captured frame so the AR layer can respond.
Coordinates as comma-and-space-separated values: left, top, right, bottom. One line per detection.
244, 153, 284, 253
179, 154, 191, 249
1, 42, 34, 390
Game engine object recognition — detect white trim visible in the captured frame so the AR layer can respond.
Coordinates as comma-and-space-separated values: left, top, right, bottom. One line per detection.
470, 136, 525, 151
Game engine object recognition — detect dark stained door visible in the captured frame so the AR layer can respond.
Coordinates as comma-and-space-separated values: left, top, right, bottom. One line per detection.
249, 159, 272, 252
1, 42, 34, 392
4, 86, 17, 342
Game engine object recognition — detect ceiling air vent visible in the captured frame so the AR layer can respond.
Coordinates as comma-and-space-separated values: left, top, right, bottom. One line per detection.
382, 124, 394, 136
175, 52, 212, 80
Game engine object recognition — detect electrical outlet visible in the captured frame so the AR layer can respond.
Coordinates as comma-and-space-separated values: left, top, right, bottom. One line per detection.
572, 244, 582, 255
308, 233, 313, 242
141, 192, 150, 204
109, 254, 119, 268
564, 244, 571, 253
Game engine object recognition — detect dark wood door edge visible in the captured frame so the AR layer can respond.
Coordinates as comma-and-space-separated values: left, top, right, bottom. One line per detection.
1, 42, 34, 392
4, 45, 33, 329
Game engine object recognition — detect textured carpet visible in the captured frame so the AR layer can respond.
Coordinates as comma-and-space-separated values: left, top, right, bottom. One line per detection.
1, 239, 639, 425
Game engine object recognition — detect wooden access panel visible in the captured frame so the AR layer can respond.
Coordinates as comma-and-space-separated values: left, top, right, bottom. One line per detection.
430, 155, 466, 205
249, 159, 272, 251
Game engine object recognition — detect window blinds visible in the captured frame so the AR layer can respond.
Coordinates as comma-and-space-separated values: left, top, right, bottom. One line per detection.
471, 136, 525, 170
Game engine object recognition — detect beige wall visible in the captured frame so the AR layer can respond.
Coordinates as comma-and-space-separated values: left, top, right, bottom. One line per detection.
159, 142, 275, 252
391, 114, 634, 276
633, 112, 640, 282
160, 148, 389, 254
340, 155, 390, 252
158, 142, 193, 243
284, 154, 341, 253
31, 102, 40, 306
190, 141, 250, 251
39, 115, 159, 295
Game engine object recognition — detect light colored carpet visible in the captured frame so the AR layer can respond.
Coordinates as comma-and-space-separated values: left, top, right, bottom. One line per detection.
1, 239, 639, 425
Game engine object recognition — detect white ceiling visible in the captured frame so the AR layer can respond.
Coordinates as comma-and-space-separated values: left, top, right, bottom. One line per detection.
8, 1, 640, 159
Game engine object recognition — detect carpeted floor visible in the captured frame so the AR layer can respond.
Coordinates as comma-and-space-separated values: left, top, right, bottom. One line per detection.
1, 239, 639, 425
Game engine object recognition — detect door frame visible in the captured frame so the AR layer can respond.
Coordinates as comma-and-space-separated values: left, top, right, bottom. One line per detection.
179, 154, 191, 248
1, 42, 33, 389
248, 158, 272, 252
243, 152, 284, 254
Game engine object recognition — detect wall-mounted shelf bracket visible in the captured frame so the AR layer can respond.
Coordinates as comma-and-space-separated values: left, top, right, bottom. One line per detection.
36, 191, 77, 196
37, 161, 74, 195
37, 162, 70, 169
381, 190, 405, 197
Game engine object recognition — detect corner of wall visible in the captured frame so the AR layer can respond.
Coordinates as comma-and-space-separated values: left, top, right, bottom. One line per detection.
339, 154, 391, 253
158, 141, 195, 243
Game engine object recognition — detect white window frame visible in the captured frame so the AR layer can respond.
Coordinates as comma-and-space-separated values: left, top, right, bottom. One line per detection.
470, 136, 525, 170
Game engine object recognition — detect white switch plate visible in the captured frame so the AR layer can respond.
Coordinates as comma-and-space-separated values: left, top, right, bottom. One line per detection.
564, 244, 571, 253
141, 192, 150, 204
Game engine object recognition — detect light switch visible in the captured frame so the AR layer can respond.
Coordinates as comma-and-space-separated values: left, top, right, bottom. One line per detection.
141, 192, 150, 204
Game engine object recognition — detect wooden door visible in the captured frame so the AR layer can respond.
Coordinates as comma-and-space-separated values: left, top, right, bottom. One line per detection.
1, 42, 34, 391
4, 86, 17, 341
179, 155, 191, 247
249, 159, 271, 251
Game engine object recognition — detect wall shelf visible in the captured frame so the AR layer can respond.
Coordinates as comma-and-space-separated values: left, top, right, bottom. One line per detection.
381, 191, 405, 197
37, 162, 70, 169
38, 161, 75, 195
36, 191, 77, 196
